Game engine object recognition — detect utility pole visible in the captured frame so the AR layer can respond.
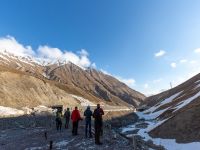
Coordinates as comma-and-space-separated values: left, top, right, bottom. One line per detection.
170, 82, 173, 89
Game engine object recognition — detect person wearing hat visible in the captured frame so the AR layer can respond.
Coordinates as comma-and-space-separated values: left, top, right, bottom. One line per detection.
84, 105, 93, 138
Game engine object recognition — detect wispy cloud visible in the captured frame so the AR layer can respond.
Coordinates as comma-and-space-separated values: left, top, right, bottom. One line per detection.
153, 78, 163, 83
116, 77, 135, 87
100, 69, 135, 88
144, 83, 149, 89
154, 50, 166, 57
100, 69, 111, 75
189, 60, 197, 64
170, 62, 176, 68
180, 59, 188, 63
194, 48, 200, 53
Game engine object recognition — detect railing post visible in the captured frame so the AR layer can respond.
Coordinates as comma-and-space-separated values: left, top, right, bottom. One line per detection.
49, 140, 53, 150
44, 131, 47, 140
133, 135, 136, 150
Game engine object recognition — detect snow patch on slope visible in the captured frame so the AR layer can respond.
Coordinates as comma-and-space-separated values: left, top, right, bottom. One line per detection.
121, 90, 200, 149
144, 91, 182, 115
0, 106, 24, 117
71, 95, 96, 106
173, 91, 200, 112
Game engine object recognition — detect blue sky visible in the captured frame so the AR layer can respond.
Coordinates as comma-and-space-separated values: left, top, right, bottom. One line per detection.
0, 0, 200, 95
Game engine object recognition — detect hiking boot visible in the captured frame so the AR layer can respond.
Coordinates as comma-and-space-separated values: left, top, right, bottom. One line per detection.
95, 142, 103, 145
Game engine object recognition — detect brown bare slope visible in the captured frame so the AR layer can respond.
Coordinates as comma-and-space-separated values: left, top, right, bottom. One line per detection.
45, 63, 145, 106
0, 51, 145, 107
143, 73, 200, 143
87, 69, 144, 106
0, 67, 79, 108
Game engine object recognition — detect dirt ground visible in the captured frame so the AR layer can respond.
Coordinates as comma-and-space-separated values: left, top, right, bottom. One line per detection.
0, 112, 136, 150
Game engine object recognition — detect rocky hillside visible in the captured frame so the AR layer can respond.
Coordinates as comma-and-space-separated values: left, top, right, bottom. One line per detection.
0, 50, 145, 108
141, 73, 200, 143
0, 68, 80, 109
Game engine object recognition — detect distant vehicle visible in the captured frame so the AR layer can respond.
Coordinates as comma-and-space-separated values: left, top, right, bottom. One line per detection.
51, 105, 63, 112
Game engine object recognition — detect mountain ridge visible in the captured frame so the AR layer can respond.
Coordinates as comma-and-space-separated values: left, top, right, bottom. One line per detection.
0, 50, 145, 108
141, 72, 200, 143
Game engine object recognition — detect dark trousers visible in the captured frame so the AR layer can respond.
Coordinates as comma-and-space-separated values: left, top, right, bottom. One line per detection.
72, 121, 79, 135
65, 118, 70, 129
94, 121, 102, 144
56, 119, 62, 131
85, 119, 92, 137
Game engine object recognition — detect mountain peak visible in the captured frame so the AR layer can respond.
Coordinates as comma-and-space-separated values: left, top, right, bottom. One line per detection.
0, 50, 145, 107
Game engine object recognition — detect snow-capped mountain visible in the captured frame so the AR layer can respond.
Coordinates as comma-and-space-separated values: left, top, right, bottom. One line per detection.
0, 50, 145, 108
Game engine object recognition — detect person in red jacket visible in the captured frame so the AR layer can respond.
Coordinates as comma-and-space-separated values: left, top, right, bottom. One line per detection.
71, 106, 82, 135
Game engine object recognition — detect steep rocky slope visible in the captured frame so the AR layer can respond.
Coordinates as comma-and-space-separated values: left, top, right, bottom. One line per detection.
0, 69, 79, 109
44, 63, 144, 106
0, 51, 145, 108
142, 73, 200, 143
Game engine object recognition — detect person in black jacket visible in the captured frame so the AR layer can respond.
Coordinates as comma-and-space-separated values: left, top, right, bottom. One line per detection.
93, 104, 104, 145
84, 106, 93, 138
64, 108, 71, 129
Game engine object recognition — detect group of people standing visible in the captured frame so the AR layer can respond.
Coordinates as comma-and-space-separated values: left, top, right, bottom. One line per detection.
55, 104, 104, 145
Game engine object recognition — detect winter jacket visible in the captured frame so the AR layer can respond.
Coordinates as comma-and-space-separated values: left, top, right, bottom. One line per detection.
56, 111, 62, 122
64, 110, 71, 119
84, 109, 93, 121
71, 109, 81, 122
93, 108, 104, 123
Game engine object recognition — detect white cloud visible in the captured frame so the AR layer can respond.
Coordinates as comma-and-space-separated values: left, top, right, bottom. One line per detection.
100, 69, 136, 88
0, 35, 137, 88
140, 48, 200, 95
180, 59, 188, 63
170, 62, 176, 68
37, 46, 92, 68
100, 69, 111, 75
140, 78, 164, 96
154, 50, 166, 57
78, 49, 89, 56
171, 70, 200, 88
0, 35, 95, 69
153, 78, 163, 83
117, 77, 135, 87
189, 60, 197, 64
194, 48, 200, 53
0, 35, 35, 56
91, 63, 96, 68
37, 46, 63, 59
144, 83, 149, 89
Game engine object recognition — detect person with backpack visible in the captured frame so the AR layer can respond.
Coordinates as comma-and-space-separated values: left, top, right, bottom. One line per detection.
93, 104, 104, 145
84, 106, 93, 138
64, 108, 71, 129
55, 109, 62, 131
71, 106, 82, 135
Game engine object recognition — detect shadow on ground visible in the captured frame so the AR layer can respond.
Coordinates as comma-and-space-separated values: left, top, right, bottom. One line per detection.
0, 111, 137, 150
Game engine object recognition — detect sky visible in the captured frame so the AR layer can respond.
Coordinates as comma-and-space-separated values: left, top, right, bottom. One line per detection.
0, 0, 200, 95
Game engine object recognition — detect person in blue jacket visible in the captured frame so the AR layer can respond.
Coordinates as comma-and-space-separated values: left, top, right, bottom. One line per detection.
84, 106, 93, 138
